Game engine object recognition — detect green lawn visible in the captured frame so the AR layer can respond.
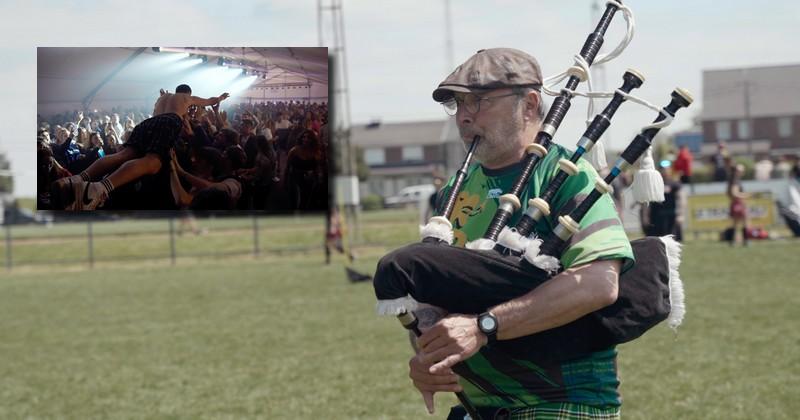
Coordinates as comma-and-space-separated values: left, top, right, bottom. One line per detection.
1, 211, 798, 418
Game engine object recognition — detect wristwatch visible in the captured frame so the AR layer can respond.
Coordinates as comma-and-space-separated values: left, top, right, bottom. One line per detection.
477, 312, 498, 345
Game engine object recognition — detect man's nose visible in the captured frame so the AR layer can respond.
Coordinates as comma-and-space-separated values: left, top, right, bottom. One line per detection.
456, 107, 473, 126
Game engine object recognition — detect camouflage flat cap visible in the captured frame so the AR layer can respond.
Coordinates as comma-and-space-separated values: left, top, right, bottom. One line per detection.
432, 48, 543, 102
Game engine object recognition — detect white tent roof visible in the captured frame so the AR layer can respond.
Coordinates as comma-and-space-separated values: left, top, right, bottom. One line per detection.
38, 47, 328, 116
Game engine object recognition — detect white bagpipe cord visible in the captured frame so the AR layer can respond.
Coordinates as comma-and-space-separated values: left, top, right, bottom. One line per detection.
553, 79, 676, 204
541, 0, 635, 173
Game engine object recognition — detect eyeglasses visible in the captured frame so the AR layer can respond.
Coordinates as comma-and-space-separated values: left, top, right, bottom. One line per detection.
442, 92, 519, 116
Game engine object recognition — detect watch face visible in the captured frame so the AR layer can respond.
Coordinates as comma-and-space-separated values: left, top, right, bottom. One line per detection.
480, 316, 497, 332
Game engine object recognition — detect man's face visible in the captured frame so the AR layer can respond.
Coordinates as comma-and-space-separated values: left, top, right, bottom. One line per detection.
454, 88, 525, 166
55, 128, 68, 142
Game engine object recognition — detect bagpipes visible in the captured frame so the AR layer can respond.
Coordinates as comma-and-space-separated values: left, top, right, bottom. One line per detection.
374, 88, 692, 364
372, 0, 691, 367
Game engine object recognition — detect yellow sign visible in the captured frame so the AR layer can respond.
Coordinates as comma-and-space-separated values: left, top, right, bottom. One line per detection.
686, 192, 775, 231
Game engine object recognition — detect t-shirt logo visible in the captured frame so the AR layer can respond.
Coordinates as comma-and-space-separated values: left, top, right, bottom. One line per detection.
449, 190, 483, 246
487, 188, 503, 199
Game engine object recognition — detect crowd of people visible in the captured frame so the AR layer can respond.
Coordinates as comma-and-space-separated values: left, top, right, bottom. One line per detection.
636, 142, 800, 245
37, 93, 329, 212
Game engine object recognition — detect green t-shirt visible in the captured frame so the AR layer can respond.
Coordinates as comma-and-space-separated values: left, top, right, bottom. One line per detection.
438, 143, 634, 408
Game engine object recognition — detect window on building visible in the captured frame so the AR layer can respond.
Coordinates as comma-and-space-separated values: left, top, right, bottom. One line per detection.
737, 120, 751, 139
716, 121, 731, 141
778, 117, 793, 138
382, 178, 394, 197
369, 179, 383, 196
364, 148, 385, 165
402, 145, 424, 161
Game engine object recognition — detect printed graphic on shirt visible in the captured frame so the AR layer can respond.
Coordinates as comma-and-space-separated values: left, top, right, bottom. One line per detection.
450, 190, 485, 246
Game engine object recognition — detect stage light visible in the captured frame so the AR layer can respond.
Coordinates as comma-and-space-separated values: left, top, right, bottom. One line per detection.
171, 57, 203, 70
217, 57, 225, 66
201, 55, 208, 63
152, 47, 160, 53
242, 68, 247, 76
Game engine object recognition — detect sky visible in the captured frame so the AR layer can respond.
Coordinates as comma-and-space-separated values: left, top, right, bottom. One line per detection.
1, 0, 799, 198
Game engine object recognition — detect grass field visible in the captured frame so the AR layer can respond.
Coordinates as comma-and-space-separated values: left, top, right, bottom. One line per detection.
1, 210, 799, 419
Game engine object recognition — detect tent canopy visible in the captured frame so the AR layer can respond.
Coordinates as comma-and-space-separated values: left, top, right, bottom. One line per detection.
38, 47, 328, 116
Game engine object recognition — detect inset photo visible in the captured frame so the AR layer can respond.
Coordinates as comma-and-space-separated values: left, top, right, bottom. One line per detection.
37, 47, 329, 212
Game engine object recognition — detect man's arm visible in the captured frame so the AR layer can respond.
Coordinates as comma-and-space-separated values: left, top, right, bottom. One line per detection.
246, 110, 261, 129
190, 92, 230, 108
171, 150, 214, 191
169, 153, 194, 208
417, 258, 622, 373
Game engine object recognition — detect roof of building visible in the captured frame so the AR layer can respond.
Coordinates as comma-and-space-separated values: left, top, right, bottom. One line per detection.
350, 118, 460, 148
702, 63, 800, 120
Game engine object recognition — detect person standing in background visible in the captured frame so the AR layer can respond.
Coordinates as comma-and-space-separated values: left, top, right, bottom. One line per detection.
672, 145, 693, 192
727, 164, 750, 246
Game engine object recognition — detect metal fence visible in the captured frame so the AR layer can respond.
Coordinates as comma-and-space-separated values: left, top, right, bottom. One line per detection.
2, 214, 327, 271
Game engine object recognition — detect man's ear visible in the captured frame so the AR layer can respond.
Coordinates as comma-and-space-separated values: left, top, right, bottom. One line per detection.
524, 91, 540, 121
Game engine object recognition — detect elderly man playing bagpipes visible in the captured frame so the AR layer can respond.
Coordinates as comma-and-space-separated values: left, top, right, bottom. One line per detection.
372, 3, 692, 419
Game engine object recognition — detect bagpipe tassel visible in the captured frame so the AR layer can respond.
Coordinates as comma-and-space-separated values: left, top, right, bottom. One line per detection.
660, 235, 685, 330
632, 146, 664, 203
586, 138, 608, 171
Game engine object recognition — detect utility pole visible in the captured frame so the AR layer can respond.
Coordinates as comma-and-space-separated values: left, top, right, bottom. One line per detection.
742, 68, 753, 157
444, 0, 454, 72
319, 0, 360, 238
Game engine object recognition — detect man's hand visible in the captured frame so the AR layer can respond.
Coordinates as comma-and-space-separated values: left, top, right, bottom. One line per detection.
181, 115, 194, 137
409, 353, 462, 414
417, 314, 486, 374
219, 92, 230, 102
159, 88, 167, 96
170, 149, 185, 175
